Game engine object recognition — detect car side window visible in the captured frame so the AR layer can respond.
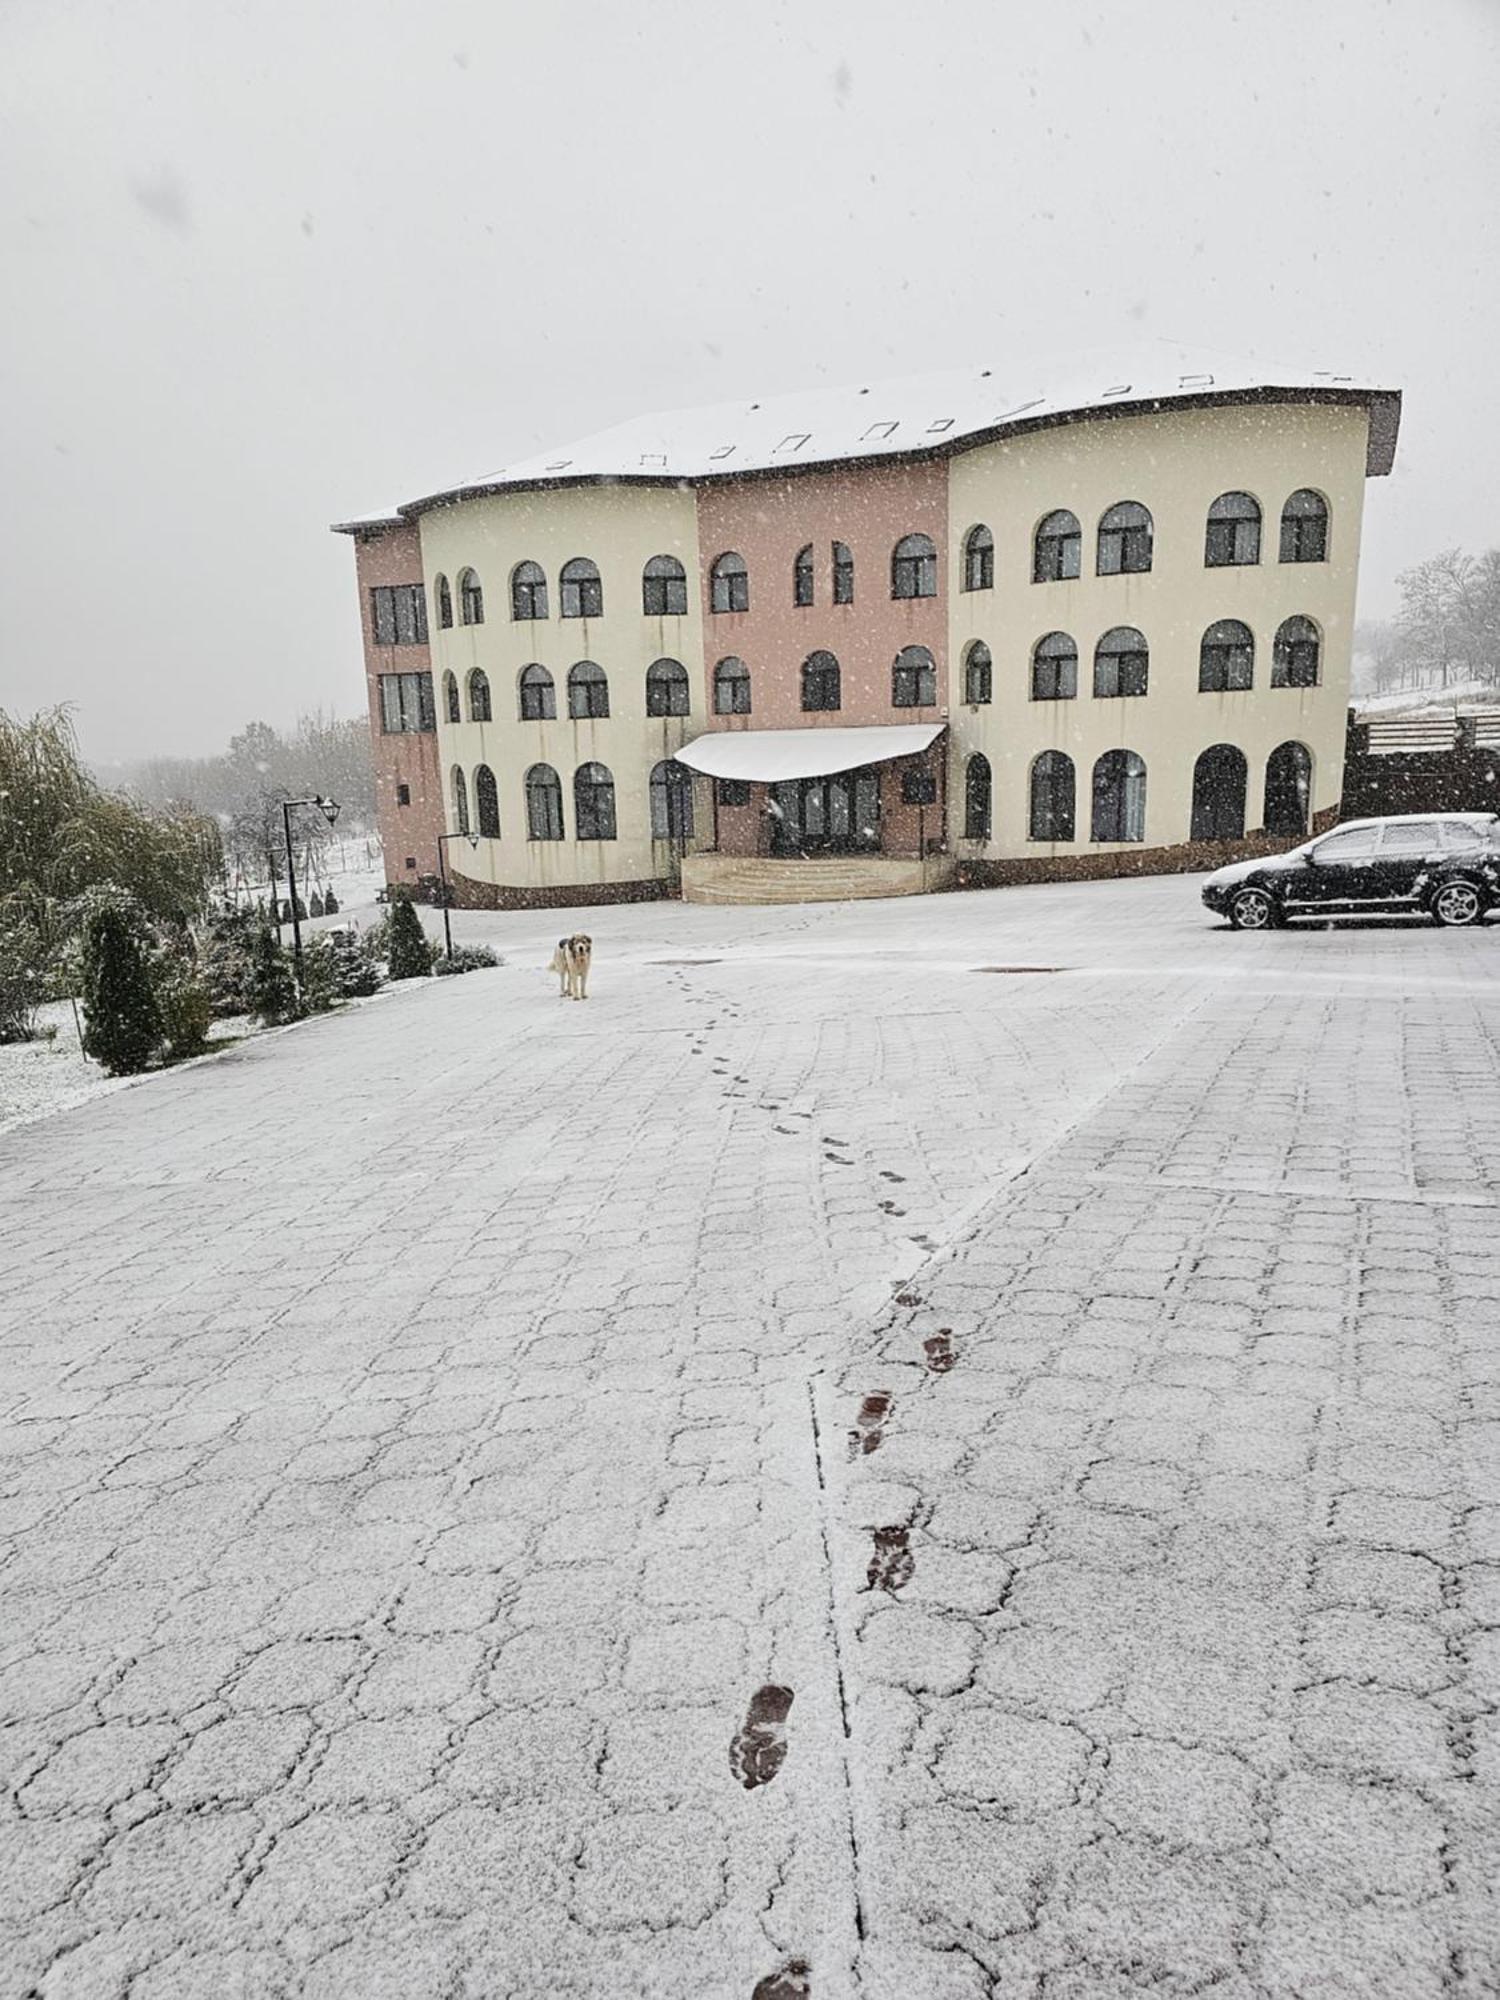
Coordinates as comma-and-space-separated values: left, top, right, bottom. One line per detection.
1440, 819, 1485, 849
1312, 828, 1377, 862
1378, 822, 1439, 851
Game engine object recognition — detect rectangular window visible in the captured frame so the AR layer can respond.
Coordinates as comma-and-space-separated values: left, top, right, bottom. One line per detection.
370, 584, 428, 647
902, 769, 937, 805
833, 545, 854, 605
378, 671, 435, 734
717, 778, 751, 807
396, 782, 411, 806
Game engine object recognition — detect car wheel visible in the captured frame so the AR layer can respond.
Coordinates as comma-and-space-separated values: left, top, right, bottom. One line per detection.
1229, 886, 1278, 931
1431, 880, 1484, 928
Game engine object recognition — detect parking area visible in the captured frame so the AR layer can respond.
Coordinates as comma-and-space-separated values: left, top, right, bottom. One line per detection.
1, 873, 1497, 1997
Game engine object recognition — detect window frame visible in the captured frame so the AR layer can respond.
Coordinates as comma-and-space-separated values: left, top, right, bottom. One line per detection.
370, 583, 429, 647
467, 668, 493, 724
649, 759, 694, 840
1280, 490, 1329, 564
1096, 501, 1154, 577
710, 550, 750, 614
1271, 616, 1321, 688
524, 763, 564, 841
892, 645, 937, 708
1204, 492, 1262, 568
645, 657, 691, 718
713, 656, 752, 716
1090, 749, 1148, 843
474, 763, 501, 839
642, 555, 688, 618
511, 561, 549, 621
1033, 510, 1082, 584
1029, 751, 1076, 842
1031, 631, 1078, 702
566, 660, 610, 720
963, 753, 992, 840
1199, 619, 1256, 694
457, 569, 484, 627
962, 525, 994, 593
964, 641, 993, 705
518, 663, 556, 721
573, 760, 617, 841
801, 650, 841, 713
1093, 627, 1150, 699
891, 532, 938, 601
378, 670, 435, 734
793, 544, 814, 608
559, 557, 603, 620
832, 541, 854, 605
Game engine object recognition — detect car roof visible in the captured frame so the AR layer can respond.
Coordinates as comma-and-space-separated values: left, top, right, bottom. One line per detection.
1326, 812, 1498, 832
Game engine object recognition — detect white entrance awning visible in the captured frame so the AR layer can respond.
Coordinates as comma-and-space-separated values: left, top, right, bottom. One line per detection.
674, 724, 943, 782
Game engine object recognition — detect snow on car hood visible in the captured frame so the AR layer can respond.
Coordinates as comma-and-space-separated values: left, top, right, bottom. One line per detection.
1203, 850, 1305, 887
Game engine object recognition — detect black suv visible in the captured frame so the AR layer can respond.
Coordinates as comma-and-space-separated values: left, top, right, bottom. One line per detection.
1202, 814, 1500, 930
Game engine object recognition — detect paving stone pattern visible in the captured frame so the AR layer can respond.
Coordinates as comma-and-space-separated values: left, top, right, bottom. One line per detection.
0, 879, 1497, 1996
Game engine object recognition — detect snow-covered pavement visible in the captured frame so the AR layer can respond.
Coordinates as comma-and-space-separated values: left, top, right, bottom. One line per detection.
1, 876, 1497, 1996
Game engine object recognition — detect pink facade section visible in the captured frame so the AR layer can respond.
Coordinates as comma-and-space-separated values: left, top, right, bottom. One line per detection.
694, 462, 949, 858
353, 524, 443, 887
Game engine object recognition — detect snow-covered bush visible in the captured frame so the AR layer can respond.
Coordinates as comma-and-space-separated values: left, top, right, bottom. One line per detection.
386, 895, 433, 980
80, 891, 162, 1076
434, 945, 499, 976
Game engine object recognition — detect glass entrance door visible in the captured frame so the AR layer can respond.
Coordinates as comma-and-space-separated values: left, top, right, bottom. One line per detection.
768, 768, 881, 856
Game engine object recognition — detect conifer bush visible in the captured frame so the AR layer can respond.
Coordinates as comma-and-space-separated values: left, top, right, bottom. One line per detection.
299, 933, 340, 1013
80, 893, 162, 1075
386, 895, 434, 980
246, 914, 298, 1025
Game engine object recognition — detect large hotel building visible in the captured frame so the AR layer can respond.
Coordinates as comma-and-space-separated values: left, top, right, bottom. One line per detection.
334, 364, 1400, 907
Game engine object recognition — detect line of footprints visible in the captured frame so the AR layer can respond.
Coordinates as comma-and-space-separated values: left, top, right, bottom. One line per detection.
734, 1297, 957, 1998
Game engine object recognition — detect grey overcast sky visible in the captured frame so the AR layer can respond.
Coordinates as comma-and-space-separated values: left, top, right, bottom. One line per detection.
1, 0, 1496, 763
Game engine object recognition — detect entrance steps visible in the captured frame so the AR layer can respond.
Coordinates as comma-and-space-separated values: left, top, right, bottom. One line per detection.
681, 853, 954, 905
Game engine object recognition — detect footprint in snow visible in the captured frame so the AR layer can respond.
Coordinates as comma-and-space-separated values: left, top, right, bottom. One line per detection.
848, 1390, 892, 1457
753, 1960, 811, 2000
866, 1524, 915, 1594
730, 1685, 794, 1789
879, 1170, 907, 1183
924, 1329, 957, 1373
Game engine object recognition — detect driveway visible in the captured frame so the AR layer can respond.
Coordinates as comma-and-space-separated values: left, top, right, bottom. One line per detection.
2, 876, 1497, 1996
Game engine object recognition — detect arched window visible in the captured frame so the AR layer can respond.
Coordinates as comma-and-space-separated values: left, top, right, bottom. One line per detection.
646, 657, 690, 718
964, 641, 992, 705
892, 532, 938, 599
1205, 492, 1262, 567
559, 557, 603, 620
525, 763, 563, 841
801, 651, 841, 713
1280, 489, 1329, 564
710, 551, 749, 614
1190, 745, 1249, 842
1199, 619, 1255, 693
1264, 741, 1312, 837
467, 668, 492, 723
1029, 752, 1076, 842
518, 663, 556, 720
442, 670, 461, 724
457, 568, 484, 625
714, 656, 751, 716
794, 544, 814, 608
1031, 631, 1078, 701
833, 540, 854, 605
642, 555, 688, 618
573, 761, 616, 841
435, 574, 453, 630
451, 765, 471, 837
1096, 502, 1153, 576
567, 661, 609, 720
1091, 750, 1147, 843
511, 561, 548, 621
892, 646, 937, 707
1272, 616, 1321, 688
963, 525, 994, 592
475, 764, 500, 839
1094, 627, 1149, 698
1033, 510, 1081, 583
649, 759, 694, 839
964, 754, 992, 839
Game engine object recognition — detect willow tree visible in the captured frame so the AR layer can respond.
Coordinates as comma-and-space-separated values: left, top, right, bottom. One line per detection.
0, 707, 222, 957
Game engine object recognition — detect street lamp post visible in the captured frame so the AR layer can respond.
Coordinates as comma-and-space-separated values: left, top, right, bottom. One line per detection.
280, 795, 342, 986
435, 831, 480, 960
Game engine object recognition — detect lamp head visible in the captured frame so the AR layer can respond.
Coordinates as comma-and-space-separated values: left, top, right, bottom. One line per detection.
316, 797, 341, 827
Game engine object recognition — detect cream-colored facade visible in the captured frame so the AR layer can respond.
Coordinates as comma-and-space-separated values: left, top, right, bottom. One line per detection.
341, 367, 1395, 905
945, 402, 1367, 860
420, 484, 704, 900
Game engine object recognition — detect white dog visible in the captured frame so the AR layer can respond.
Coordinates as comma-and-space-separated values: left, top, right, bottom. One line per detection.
549, 933, 592, 1000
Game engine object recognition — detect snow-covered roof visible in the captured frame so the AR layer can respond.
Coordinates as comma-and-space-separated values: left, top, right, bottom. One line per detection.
675, 724, 943, 782
332, 356, 1400, 533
